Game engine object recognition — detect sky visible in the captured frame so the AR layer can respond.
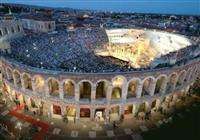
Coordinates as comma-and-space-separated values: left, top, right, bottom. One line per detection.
0, 0, 200, 15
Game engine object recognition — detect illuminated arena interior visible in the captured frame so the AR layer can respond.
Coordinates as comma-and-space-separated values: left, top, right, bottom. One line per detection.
1, 27, 198, 72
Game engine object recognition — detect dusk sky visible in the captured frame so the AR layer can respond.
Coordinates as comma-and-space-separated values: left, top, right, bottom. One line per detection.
1, 0, 200, 15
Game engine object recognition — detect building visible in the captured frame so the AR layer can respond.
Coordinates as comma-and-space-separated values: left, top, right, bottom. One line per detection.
0, 20, 200, 123
21, 14, 55, 32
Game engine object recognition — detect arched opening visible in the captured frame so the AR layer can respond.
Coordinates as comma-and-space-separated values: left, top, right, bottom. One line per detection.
17, 26, 21, 32
142, 77, 154, 96
110, 106, 120, 121
63, 80, 75, 99
34, 76, 45, 94
80, 108, 90, 118
95, 108, 105, 121
65, 106, 76, 120
48, 79, 59, 97
48, 24, 51, 29
53, 104, 61, 115
23, 74, 32, 90
11, 27, 15, 33
79, 81, 91, 100
151, 99, 160, 109
176, 71, 186, 88
166, 73, 177, 93
124, 104, 133, 115
138, 102, 149, 113
13, 71, 21, 87
7, 68, 13, 82
185, 69, 192, 83
191, 68, 199, 80
111, 76, 125, 100
4, 28, 8, 34
30, 98, 36, 108
155, 76, 166, 94
127, 79, 139, 98
112, 87, 121, 99
96, 81, 108, 100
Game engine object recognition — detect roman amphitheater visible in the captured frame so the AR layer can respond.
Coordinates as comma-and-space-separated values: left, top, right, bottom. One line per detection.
0, 20, 200, 123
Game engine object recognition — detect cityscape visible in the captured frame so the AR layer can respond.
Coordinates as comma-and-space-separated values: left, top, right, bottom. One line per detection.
0, 1, 200, 140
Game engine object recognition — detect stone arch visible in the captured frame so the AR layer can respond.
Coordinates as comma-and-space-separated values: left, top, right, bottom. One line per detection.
127, 78, 141, 98
79, 80, 92, 100
111, 76, 126, 99
142, 76, 156, 96
138, 101, 149, 113
13, 70, 22, 87
155, 75, 167, 94
33, 75, 45, 94
4, 27, 8, 35
11, 26, 15, 33
96, 80, 109, 99
62, 79, 75, 98
151, 99, 160, 110
176, 70, 186, 88
17, 25, 21, 32
6, 67, 13, 81
185, 68, 192, 83
191, 65, 199, 80
47, 78, 59, 97
166, 72, 178, 93
22, 73, 32, 90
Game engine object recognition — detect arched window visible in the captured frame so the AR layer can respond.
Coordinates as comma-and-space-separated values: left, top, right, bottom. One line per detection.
96, 81, 108, 99
111, 76, 125, 100
79, 81, 91, 100
127, 79, 139, 98
166, 73, 177, 93
34, 76, 45, 94
155, 76, 167, 94
23, 74, 32, 90
142, 77, 154, 96
176, 71, 186, 88
48, 79, 59, 97
13, 71, 21, 87
63, 80, 75, 98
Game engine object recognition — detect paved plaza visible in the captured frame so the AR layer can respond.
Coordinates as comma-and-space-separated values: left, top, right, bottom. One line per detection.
0, 94, 200, 140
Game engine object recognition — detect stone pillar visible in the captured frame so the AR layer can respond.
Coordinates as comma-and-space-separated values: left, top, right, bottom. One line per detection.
132, 104, 137, 116
105, 108, 110, 123
149, 80, 156, 96
90, 107, 95, 120
44, 81, 50, 97
106, 83, 112, 106
21, 76, 25, 91
91, 84, 96, 104
75, 106, 80, 122
161, 79, 167, 95
173, 78, 178, 91
61, 105, 66, 116
121, 81, 128, 115
32, 79, 36, 94
75, 84, 80, 122
136, 81, 143, 98
121, 81, 128, 102
74, 84, 80, 103
106, 84, 112, 122
59, 83, 64, 99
